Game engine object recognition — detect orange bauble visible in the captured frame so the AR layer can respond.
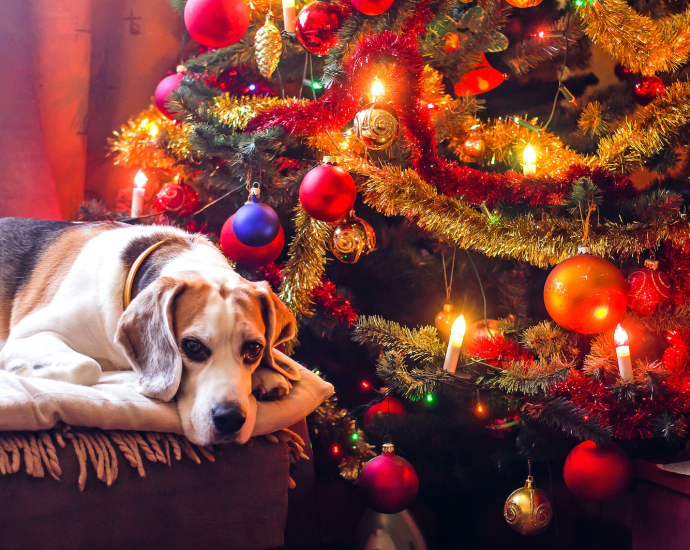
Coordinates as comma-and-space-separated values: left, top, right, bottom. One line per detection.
543, 253, 628, 334
434, 301, 457, 337
504, 0, 543, 7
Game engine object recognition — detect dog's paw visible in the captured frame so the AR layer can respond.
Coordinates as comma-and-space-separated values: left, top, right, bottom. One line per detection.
252, 367, 292, 401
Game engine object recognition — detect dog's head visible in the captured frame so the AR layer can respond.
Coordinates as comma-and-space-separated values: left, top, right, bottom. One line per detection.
114, 272, 297, 445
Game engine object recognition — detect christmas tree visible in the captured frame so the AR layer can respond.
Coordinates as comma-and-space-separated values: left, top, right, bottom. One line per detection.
96, 0, 690, 544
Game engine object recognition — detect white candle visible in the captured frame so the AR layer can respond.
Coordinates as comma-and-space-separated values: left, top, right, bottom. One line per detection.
443, 314, 466, 373
522, 144, 536, 175
131, 169, 147, 217
614, 324, 634, 382
283, 0, 296, 33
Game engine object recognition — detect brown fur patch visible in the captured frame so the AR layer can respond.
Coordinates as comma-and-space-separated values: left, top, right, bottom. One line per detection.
9, 225, 110, 329
173, 279, 212, 339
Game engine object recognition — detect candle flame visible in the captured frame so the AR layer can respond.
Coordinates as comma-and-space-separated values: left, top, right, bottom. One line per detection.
523, 144, 536, 165
371, 79, 385, 100
451, 314, 466, 338
134, 169, 148, 189
614, 324, 629, 347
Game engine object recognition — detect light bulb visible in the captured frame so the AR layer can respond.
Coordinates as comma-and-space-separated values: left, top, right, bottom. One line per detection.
371, 79, 385, 100
134, 169, 148, 189
450, 314, 467, 340
614, 324, 629, 347
523, 144, 536, 166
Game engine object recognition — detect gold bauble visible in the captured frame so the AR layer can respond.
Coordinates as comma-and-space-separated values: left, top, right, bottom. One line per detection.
504, 0, 543, 7
331, 211, 376, 263
504, 476, 553, 536
463, 134, 485, 159
443, 32, 461, 53
255, 12, 282, 79
434, 301, 457, 337
353, 102, 400, 150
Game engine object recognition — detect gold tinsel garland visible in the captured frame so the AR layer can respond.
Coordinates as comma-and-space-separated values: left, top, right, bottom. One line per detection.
578, 0, 690, 75
109, 106, 176, 169
596, 81, 690, 174
343, 159, 690, 268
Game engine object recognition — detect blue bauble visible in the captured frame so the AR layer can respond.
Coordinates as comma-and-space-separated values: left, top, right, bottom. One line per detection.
233, 195, 281, 247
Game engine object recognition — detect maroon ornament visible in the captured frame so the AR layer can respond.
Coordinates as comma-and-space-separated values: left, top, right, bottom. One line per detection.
220, 214, 285, 268
154, 182, 200, 218
358, 443, 419, 514
351, 0, 394, 16
363, 396, 406, 431
295, 0, 347, 56
154, 73, 184, 120
184, 0, 250, 48
299, 160, 357, 222
633, 75, 665, 106
563, 441, 632, 502
614, 64, 632, 81
627, 259, 672, 315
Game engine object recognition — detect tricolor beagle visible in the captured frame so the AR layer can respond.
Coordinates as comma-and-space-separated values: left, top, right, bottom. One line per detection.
0, 218, 298, 445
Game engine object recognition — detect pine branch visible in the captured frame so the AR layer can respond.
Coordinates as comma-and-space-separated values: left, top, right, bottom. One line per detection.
521, 321, 578, 360
620, 188, 683, 223
477, 360, 574, 396
353, 316, 446, 364
522, 396, 612, 443
583, 333, 618, 380
629, 304, 690, 333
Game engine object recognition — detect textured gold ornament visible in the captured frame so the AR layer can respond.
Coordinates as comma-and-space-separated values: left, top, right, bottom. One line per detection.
331, 211, 376, 263
463, 134, 485, 159
255, 12, 282, 79
353, 102, 400, 150
504, 475, 553, 536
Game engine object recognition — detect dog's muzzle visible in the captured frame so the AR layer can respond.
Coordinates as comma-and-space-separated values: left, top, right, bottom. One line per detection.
211, 403, 247, 434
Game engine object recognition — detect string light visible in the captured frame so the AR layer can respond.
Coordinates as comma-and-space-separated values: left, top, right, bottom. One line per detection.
522, 144, 537, 175
351, 432, 359, 441
425, 393, 434, 403
371, 79, 385, 101
361, 380, 371, 390
332, 444, 341, 455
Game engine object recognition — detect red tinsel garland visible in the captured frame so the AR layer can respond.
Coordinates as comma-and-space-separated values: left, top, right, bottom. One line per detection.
257, 264, 359, 326
248, 31, 636, 207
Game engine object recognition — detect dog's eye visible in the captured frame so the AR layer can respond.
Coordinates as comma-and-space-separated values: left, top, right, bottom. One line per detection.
242, 341, 263, 361
181, 338, 211, 362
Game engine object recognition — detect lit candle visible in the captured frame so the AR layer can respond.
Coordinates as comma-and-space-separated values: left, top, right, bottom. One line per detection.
614, 324, 634, 382
443, 314, 466, 373
522, 144, 536, 175
131, 169, 147, 218
371, 79, 384, 101
283, 0, 296, 33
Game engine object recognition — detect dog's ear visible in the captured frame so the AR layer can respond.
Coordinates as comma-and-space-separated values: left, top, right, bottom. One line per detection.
255, 282, 300, 381
115, 277, 186, 401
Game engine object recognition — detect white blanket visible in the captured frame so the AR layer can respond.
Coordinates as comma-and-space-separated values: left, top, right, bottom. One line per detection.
0, 351, 334, 439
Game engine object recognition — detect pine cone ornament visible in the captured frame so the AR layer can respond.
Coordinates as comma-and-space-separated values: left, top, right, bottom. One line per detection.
255, 12, 282, 79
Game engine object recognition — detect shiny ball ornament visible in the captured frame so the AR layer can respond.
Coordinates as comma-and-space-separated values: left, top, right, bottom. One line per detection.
233, 194, 281, 247
564, 441, 632, 502
154, 73, 184, 120
351, 0, 393, 16
463, 134, 486, 159
504, 0, 542, 7
358, 443, 419, 514
184, 0, 250, 48
254, 12, 282, 79
627, 259, 672, 315
295, 0, 346, 56
443, 32, 461, 53
331, 212, 376, 263
299, 160, 357, 222
504, 476, 553, 536
633, 75, 665, 106
614, 64, 633, 80
353, 102, 400, 150
363, 396, 406, 431
543, 251, 628, 334
434, 301, 457, 337
454, 53, 504, 96
154, 182, 200, 218
220, 214, 285, 268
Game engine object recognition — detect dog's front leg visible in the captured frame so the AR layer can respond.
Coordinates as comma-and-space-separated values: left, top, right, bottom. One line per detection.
0, 332, 102, 386
252, 367, 292, 400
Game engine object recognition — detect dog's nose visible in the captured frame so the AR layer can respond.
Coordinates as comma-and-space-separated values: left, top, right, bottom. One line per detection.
211, 404, 247, 434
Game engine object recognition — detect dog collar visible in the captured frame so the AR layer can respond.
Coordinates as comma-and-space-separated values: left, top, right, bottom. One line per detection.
123, 240, 168, 310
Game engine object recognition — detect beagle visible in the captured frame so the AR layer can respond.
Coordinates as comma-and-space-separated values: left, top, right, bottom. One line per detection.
0, 218, 298, 446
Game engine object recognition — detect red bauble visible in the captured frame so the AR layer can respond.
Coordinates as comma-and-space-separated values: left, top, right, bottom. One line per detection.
614, 64, 633, 81
543, 252, 628, 334
363, 396, 406, 430
221, 214, 285, 268
154, 182, 200, 218
454, 53, 504, 96
184, 0, 250, 48
154, 73, 184, 120
299, 162, 357, 222
563, 441, 632, 502
358, 444, 419, 514
633, 75, 665, 106
295, 0, 347, 56
627, 260, 672, 315
351, 0, 393, 16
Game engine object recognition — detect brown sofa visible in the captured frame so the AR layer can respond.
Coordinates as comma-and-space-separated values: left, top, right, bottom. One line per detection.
0, 420, 317, 550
